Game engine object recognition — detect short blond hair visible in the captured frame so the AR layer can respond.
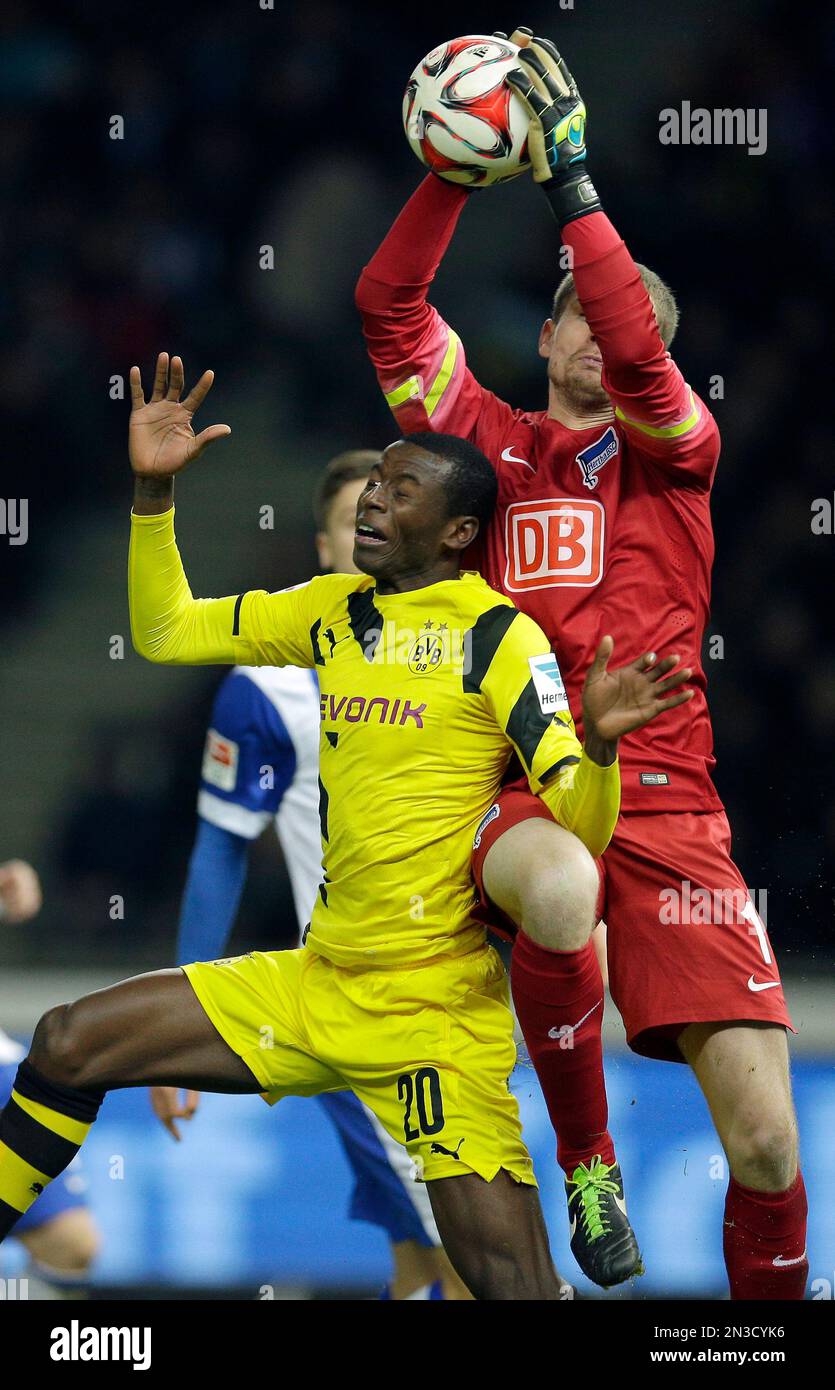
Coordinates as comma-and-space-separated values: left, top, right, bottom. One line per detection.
552, 263, 680, 348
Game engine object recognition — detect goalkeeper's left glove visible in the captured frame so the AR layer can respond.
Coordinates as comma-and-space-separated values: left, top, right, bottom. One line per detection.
503, 29, 602, 228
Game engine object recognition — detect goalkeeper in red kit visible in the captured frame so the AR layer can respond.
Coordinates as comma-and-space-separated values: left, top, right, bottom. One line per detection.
356, 28, 807, 1297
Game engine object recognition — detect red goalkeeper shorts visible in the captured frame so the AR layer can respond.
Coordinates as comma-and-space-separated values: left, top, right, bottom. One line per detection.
471, 789, 794, 1063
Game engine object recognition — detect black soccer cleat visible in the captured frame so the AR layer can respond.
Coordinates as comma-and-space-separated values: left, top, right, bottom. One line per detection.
565, 1156, 643, 1288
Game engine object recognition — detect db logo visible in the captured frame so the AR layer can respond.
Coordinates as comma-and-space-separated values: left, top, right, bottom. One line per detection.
504, 498, 605, 592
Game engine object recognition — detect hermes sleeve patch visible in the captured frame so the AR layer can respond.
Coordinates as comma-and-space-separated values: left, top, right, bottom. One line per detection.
528, 653, 570, 714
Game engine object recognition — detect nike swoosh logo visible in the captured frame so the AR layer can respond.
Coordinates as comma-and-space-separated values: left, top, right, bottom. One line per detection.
773, 1251, 806, 1268
548, 998, 602, 1040
501, 446, 535, 471
747, 975, 780, 992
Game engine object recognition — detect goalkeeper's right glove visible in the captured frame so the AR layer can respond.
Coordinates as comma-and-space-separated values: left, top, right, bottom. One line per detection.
503, 29, 602, 228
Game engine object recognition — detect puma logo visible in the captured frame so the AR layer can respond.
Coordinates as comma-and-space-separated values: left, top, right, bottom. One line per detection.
323, 627, 348, 659
430, 1138, 465, 1160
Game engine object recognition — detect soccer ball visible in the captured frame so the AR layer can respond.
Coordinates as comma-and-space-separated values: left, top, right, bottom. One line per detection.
403, 35, 531, 187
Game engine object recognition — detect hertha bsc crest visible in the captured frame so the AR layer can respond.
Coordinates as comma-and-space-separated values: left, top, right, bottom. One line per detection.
575, 426, 619, 490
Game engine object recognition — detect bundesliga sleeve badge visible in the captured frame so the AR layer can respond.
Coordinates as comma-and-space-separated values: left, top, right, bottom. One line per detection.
201, 728, 240, 792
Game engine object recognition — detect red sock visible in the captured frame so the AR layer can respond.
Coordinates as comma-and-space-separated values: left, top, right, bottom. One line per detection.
510, 930, 614, 1176
724, 1170, 808, 1299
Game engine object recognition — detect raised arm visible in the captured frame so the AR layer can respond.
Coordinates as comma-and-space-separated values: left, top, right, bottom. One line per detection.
129, 508, 242, 665
129, 351, 231, 518
563, 215, 719, 486
128, 353, 320, 668
355, 177, 513, 441
507, 29, 719, 486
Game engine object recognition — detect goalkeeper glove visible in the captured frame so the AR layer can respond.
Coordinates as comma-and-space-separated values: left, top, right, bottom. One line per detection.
503, 29, 602, 227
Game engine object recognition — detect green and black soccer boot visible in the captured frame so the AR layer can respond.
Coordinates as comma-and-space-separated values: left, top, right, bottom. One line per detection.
565, 1156, 643, 1287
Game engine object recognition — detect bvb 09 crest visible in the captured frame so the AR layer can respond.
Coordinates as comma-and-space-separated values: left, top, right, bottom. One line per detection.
408, 626, 447, 675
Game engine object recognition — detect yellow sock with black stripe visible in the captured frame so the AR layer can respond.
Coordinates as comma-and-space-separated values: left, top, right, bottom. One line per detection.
0, 1059, 103, 1240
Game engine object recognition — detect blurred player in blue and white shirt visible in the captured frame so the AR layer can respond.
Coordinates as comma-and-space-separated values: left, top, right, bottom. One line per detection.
0, 860, 100, 1297
149, 451, 469, 1300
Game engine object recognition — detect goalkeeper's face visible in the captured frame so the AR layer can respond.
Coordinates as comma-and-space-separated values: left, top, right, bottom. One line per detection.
539, 295, 609, 412
352, 441, 476, 586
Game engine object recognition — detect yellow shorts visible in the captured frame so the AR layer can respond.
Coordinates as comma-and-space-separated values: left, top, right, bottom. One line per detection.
184, 944, 535, 1186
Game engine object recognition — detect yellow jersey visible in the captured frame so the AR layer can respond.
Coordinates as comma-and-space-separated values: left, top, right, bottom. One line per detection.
129, 508, 620, 967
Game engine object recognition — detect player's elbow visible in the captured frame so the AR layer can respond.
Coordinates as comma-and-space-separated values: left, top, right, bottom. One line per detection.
130, 624, 162, 663
130, 622, 180, 665
354, 266, 373, 312
354, 266, 393, 317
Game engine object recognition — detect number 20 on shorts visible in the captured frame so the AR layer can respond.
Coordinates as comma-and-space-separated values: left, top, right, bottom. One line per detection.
397, 1067, 445, 1140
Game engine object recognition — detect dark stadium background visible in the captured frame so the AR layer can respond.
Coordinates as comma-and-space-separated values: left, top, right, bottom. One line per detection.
0, 0, 832, 1300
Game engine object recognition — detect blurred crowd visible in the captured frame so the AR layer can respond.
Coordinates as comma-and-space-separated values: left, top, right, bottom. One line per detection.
0, 0, 832, 962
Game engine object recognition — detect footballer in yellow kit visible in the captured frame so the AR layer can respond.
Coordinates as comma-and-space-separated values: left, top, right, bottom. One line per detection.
0, 356, 693, 1300
130, 513, 618, 1185
122, 367, 690, 1198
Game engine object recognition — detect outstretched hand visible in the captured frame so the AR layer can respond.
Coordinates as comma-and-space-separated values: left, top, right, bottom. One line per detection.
129, 352, 231, 480
582, 636, 693, 745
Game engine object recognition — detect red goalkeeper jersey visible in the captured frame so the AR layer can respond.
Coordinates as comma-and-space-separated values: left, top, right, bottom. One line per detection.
356, 175, 722, 813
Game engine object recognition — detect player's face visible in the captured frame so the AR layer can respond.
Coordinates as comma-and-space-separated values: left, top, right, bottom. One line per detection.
539, 295, 610, 411
316, 477, 369, 574
353, 441, 474, 586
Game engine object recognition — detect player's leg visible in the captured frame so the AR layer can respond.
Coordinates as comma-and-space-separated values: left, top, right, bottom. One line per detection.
474, 791, 639, 1286
17, 1208, 100, 1299
483, 820, 610, 1172
678, 1021, 808, 1299
319, 1091, 471, 1299
379, 1241, 470, 1300
337, 942, 575, 1300
427, 1169, 571, 1301
603, 808, 803, 1299
428, 1247, 472, 1300
591, 919, 608, 990
0, 968, 262, 1241
0, 1056, 100, 1298
27, 968, 262, 1090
